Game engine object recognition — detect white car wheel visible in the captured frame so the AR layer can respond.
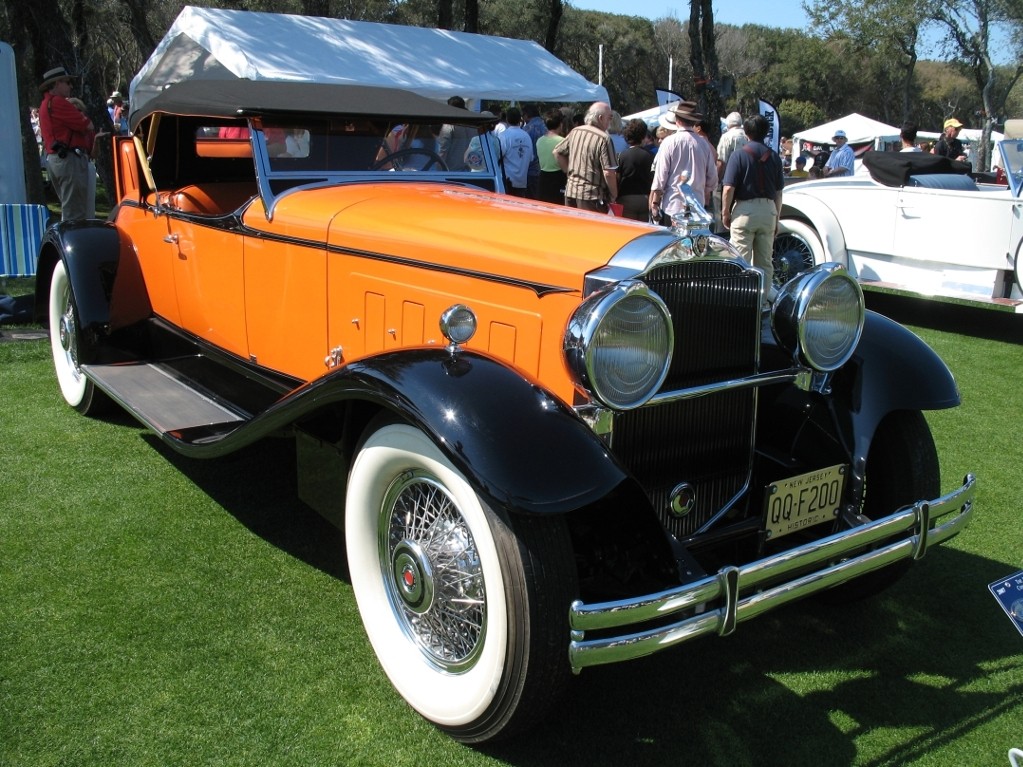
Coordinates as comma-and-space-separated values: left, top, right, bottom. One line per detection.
48, 260, 105, 414
773, 219, 827, 286
345, 421, 574, 743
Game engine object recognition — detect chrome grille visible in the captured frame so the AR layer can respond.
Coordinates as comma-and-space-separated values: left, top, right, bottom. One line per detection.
611, 260, 762, 538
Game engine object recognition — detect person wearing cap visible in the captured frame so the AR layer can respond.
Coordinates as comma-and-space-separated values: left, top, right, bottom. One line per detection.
107, 90, 129, 135
38, 66, 95, 222
720, 114, 785, 305
823, 129, 855, 177
554, 101, 618, 212
648, 101, 717, 224
935, 117, 967, 162
790, 154, 809, 178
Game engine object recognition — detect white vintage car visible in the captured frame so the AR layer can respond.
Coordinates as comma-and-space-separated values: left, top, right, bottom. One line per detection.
773, 121, 1023, 312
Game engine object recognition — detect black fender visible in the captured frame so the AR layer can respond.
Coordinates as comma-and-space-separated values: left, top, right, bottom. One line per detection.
169, 348, 630, 518
759, 309, 958, 503
843, 309, 959, 472
34, 221, 122, 332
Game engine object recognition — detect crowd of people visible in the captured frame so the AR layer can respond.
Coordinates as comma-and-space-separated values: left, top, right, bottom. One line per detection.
34, 66, 973, 308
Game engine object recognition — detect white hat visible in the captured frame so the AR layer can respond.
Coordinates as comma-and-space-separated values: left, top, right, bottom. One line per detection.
725, 111, 742, 128
833, 129, 847, 140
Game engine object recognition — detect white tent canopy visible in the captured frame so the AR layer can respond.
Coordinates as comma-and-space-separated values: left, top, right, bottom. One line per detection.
130, 6, 609, 117
794, 113, 901, 148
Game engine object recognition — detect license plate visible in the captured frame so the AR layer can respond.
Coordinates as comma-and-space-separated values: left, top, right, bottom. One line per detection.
764, 464, 847, 540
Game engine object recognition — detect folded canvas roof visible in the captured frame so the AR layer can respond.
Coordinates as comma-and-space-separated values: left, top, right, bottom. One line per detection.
130, 6, 609, 117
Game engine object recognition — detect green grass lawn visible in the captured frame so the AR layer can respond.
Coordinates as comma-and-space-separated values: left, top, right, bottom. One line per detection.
1, 297, 1021, 766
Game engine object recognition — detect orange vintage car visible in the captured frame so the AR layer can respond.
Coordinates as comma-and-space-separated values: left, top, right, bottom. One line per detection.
35, 79, 976, 743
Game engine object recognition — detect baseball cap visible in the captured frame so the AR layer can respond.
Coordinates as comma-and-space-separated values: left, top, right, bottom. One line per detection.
944, 117, 964, 129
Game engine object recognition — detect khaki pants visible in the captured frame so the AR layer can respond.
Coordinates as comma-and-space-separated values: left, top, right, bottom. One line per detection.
46, 151, 92, 221
729, 198, 778, 300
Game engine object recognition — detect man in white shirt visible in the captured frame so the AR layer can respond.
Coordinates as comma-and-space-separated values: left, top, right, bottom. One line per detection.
499, 107, 535, 197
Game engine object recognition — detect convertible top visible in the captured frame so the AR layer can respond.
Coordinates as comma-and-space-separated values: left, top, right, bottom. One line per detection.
130, 79, 495, 131
862, 152, 973, 187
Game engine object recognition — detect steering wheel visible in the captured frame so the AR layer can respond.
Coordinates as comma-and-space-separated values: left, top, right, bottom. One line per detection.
371, 147, 448, 171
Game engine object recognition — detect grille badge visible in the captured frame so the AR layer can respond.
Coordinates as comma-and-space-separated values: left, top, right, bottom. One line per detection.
669, 482, 697, 518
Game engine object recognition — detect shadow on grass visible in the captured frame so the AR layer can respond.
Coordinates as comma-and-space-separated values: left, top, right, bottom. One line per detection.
866, 292, 1023, 346
143, 433, 347, 582
135, 430, 1021, 765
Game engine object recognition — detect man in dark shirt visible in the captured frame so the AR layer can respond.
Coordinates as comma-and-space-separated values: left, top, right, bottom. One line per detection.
38, 66, 95, 221
720, 114, 785, 305
935, 117, 967, 162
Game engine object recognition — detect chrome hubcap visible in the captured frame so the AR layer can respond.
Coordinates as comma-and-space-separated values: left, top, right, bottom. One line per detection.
381, 470, 485, 672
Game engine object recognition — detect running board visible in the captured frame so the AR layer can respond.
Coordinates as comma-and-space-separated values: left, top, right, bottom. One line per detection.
860, 280, 1023, 313
82, 359, 248, 437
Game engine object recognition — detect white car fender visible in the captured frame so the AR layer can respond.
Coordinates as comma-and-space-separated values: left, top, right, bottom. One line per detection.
780, 190, 850, 270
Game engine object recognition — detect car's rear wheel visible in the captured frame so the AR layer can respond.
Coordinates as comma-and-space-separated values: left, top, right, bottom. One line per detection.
48, 260, 107, 415
773, 219, 826, 286
826, 410, 940, 602
345, 421, 576, 743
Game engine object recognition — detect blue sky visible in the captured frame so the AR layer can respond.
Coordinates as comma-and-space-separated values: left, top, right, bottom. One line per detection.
568, 0, 813, 31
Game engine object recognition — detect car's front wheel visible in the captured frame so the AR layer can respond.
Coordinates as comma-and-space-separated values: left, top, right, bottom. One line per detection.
48, 260, 107, 415
345, 421, 576, 743
773, 219, 827, 286
826, 410, 940, 602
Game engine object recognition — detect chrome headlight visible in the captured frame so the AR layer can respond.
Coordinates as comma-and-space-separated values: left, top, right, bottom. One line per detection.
771, 264, 864, 372
565, 281, 673, 410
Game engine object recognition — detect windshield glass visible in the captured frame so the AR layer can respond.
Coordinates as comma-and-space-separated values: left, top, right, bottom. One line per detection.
257, 117, 497, 175
999, 139, 1023, 197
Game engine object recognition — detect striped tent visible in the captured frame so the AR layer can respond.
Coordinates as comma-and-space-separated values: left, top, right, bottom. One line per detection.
1, 204, 49, 277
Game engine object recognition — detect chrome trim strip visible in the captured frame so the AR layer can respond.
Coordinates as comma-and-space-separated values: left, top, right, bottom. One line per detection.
644, 368, 804, 406
568, 473, 976, 672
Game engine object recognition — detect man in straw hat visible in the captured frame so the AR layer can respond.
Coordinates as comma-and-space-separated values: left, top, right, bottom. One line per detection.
648, 101, 717, 224
38, 66, 96, 221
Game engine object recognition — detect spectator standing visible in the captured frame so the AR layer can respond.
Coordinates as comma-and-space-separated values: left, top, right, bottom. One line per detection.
67, 97, 108, 219
554, 101, 618, 212
648, 101, 717, 224
38, 66, 95, 222
934, 117, 967, 161
720, 114, 785, 304
789, 155, 809, 177
608, 111, 628, 155
715, 111, 747, 231
107, 91, 129, 135
616, 118, 654, 221
438, 96, 476, 171
536, 109, 567, 204
899, 122, 922, 152
499, 107, 534, 197
823, 129, 855, 177
521, 103, 546, 198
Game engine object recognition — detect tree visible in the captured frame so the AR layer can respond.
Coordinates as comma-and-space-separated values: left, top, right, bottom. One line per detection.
688, 0, 723, 144
805, 0, 930, 123
928, 0, 1023, 170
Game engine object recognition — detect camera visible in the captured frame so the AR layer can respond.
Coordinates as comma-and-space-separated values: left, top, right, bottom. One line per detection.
50, 141, 69, 159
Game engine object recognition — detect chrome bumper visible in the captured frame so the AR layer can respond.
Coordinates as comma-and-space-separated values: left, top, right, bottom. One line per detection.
568, 474, 977, 673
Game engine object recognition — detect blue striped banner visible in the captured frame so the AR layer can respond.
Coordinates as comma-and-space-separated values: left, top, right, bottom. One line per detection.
1, 204, 50, 277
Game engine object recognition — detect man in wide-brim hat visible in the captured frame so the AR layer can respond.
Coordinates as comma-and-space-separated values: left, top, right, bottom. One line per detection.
649, 100, 718, 224
38, 65, 96, 221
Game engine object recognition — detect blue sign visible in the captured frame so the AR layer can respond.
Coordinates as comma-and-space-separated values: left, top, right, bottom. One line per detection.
988, 570, 1023, 637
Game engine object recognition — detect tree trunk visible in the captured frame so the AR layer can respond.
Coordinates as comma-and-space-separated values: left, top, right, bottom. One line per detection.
465, 0, 479, 33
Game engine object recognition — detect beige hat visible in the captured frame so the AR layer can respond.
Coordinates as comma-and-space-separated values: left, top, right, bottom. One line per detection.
39, 66, 71, 91
944, 117, 963, 130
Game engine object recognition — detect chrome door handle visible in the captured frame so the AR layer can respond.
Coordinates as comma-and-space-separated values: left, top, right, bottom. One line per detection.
163, 234, 179, 244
